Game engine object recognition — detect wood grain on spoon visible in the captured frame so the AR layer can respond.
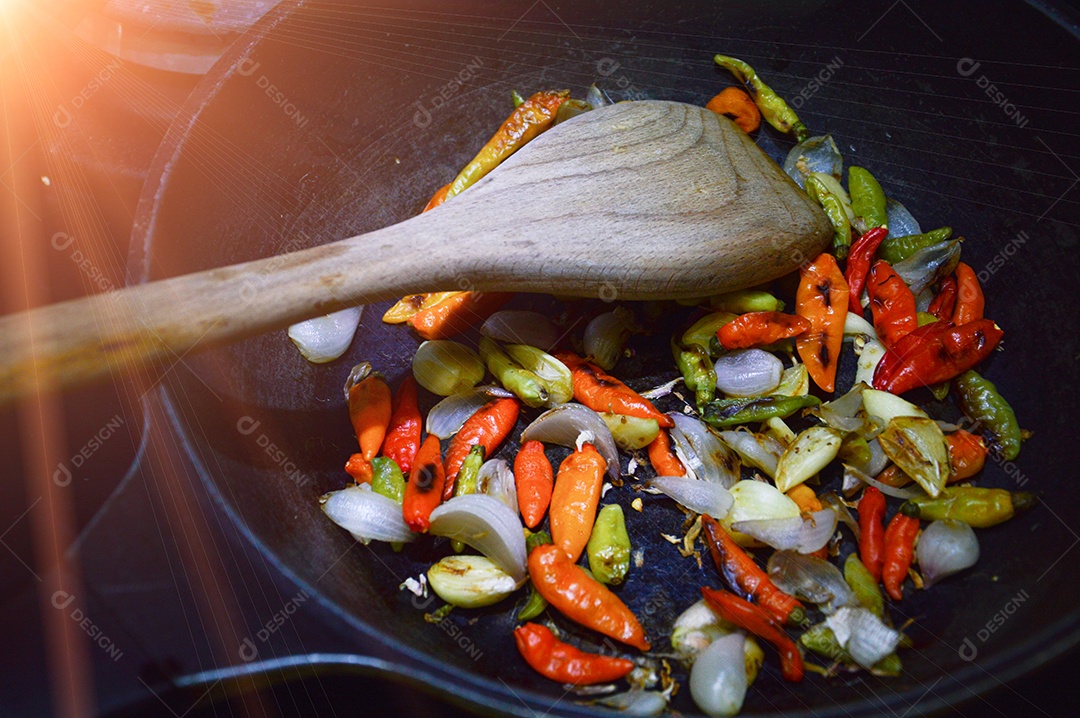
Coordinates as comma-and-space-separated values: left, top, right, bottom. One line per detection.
0, 101, 831, 404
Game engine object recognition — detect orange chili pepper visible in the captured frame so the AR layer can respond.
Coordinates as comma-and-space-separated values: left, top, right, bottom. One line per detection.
382, 376, 422, 474
528, 543, 650, 651
344, 453, 371, 483
716, 311, 811, 350
795, 253, 850, 393
952, 262, 985, 325
422, 183, 451, 212
858, 486, 886, 582
556, 351, 673, 428
882, 512, 920, 601
346, 368, 393, 483
549, 444, 607, 562
515, 440, 554, 529
927, 275, 958, 322
441, 397, 520, 500
426, 89, 570, 212
402, 434, 445, 532
787, 484, 823, 515
874, 464, 911, 488
407, 291, 514, 340
514, 622, 634, 685
647, 429, 685, 476
946, 429, 988, 482
701, 515, 805, 625
705, 87, 762, 133
867, 260, 917, 350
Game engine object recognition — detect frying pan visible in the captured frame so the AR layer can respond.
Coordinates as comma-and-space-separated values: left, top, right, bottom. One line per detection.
119, 0, 1080, 714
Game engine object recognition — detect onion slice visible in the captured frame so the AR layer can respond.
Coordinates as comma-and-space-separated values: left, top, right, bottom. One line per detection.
717, 430, 780, 478
885, 198, 921, 239
426, 386, 514, 439
647, 476, 734, 519
480, 310, 559, 350
584, 307, 637, 370
288, 306, 363, 364
428, 494, 527, 581
713, 349, 782, 398
783, 135, 842, 190
893, 239, 961, 296
826, 606, 901, 669
669, 413, 741, 487
733, 508, 837, 554
843, 464, 923, 500
690, 632, 748, 717
477, 458, 518, 514
916, 519, 979, 588
320, 485, 416, 543
767, 550, 854, 614
521, 403, 619, 479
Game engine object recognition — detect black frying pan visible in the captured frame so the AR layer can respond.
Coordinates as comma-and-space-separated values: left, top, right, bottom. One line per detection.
127, 0, 1080, 715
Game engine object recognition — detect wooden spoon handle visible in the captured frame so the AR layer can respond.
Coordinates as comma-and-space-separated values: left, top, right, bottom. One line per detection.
0, 216, 457, 404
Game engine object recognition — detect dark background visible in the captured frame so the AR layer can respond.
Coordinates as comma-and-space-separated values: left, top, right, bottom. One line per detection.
1, 0, 1078, 716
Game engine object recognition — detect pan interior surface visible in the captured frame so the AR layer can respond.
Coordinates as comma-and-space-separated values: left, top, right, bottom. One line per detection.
133, 1, 1080, 715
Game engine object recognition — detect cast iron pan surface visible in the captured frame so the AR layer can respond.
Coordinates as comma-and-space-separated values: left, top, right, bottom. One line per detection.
130, 0, 1080, 715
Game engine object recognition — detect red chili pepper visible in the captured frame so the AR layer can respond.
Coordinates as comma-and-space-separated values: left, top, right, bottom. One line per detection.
858, 486, 887, 582
867, 260, 917, 349
514, 622, 634, 685
844, 227, 889, 314
872, 319, 1003, 394
344, 453, 371, 483
795, 253, 849, 393
556, 352, 673, 428
952, 262, 985, 325
528, 543, 650, 651
382, 376, 421, 474
701, 515, 805, 625
647, 429, 685, 477
716, 311, 811, 350
882, 513, 920, 601
927, 275, 958, 321
441, 397, 520, 500
946, 429, 988, 482
346, 368, 393, 483
407, 291, 514, 340
515, 440, 554, 530
701, 587, 804, 682
402, 434, 445, 532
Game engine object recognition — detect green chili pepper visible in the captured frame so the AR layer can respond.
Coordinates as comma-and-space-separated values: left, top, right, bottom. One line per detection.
479, 336, 548, 408
511, 90, 525, 108
848, 166, 888, 231
899, 487, 1037, 528
517, 584, 548, 621
701, 394, 821, 428
916, 312, 938, 327
707, 289, 784, 314
371, 457, 405, 503
806, 173, 853, 260
954, 370, 1023, 461
586, 504, 631, 585
877, 226, 952, 264
844, 554, 884, 619
681, 311, 737, 351
673, 339, 716, 406
713, 55, 809, 141
800, 623, 901, 675
453, 445, 486, 498
525, 529, 553, 553
838, 436, 871, 467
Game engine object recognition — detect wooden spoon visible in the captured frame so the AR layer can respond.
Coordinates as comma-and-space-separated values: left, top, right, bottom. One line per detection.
0, 100, 830, 403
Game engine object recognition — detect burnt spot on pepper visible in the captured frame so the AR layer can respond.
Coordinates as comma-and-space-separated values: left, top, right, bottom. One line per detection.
817, 280, 832, 307
818, 343, 830, 368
